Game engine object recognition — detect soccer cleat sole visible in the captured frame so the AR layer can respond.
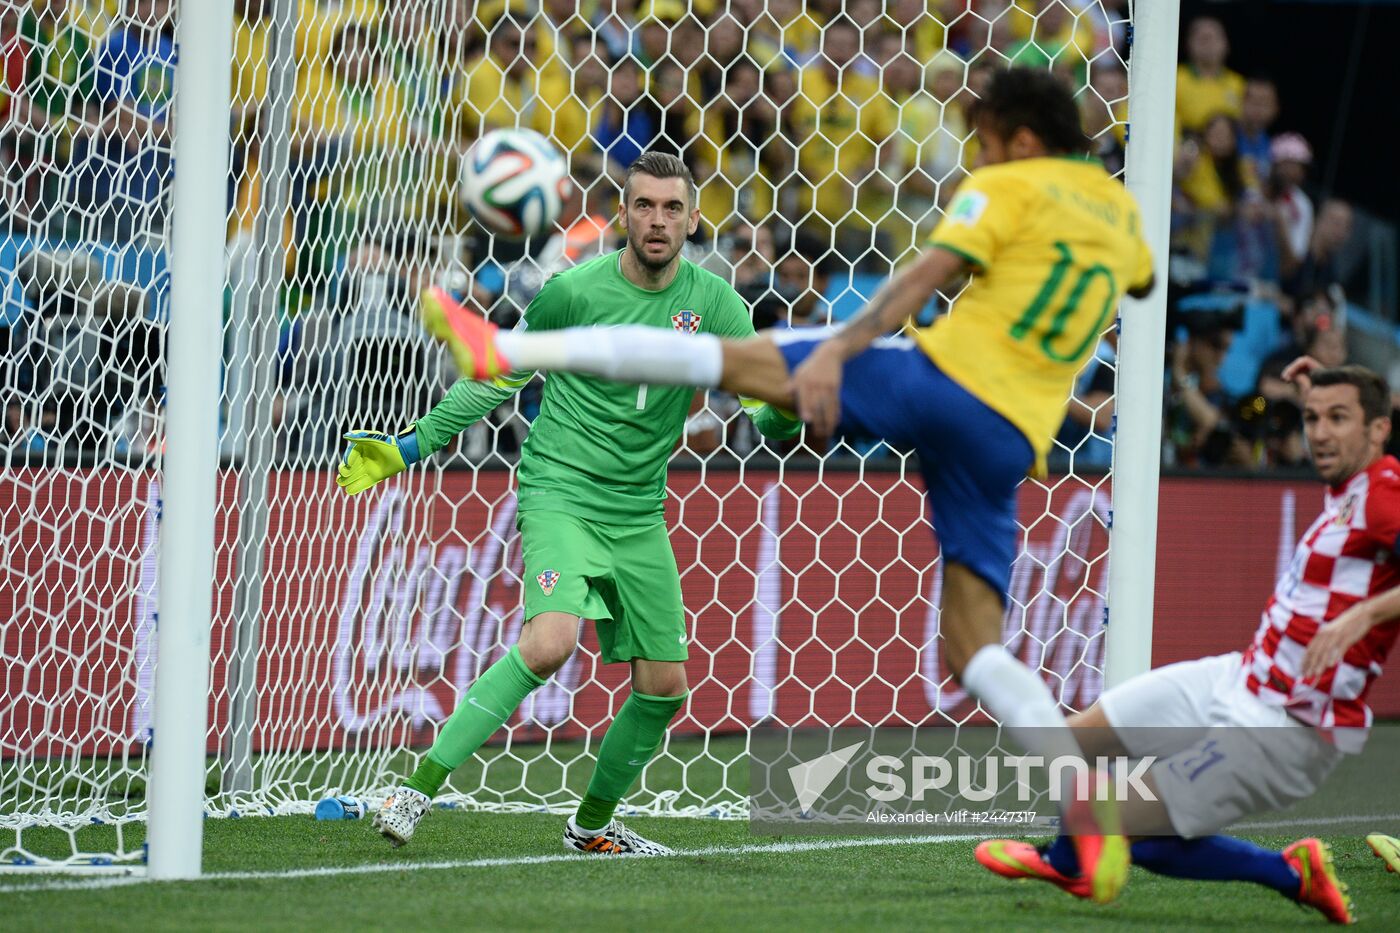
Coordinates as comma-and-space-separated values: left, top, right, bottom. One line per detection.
372, 813, 408, 848
1367, 833, 1400, 874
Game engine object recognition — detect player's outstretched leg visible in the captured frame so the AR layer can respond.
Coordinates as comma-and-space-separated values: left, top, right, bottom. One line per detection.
420, 287, 795, 409
1368, 833, 1400, 874
1022, 833, 1354, 924
374, 643, 549, 847
939, 563, 1128, 903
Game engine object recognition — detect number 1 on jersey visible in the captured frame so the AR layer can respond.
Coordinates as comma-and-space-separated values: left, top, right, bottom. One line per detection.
636, 384, 649, 410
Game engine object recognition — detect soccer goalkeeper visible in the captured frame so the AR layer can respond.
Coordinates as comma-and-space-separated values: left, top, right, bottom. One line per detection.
336, 152, 800, 855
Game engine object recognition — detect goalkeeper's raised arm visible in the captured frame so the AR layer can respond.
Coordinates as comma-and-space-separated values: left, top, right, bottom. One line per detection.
335, 278, 569, 496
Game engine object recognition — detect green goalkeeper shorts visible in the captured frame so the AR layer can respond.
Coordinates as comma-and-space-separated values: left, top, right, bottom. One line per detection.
517, 510, 687, 665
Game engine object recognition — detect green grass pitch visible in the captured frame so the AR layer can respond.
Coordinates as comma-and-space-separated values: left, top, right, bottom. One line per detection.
4, 814, 1399, 930
6, 736, 1400, 928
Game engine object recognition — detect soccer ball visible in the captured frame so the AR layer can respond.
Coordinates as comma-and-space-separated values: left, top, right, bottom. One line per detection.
459, 128, 572, 241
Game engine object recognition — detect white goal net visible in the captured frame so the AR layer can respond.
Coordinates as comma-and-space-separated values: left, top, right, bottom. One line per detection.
1, 0, 1134, 868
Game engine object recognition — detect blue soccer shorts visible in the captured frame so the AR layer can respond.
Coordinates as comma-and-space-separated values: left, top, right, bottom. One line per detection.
772, 328, 1034, 599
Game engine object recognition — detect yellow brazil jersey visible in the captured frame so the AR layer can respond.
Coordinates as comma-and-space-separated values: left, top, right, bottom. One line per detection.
915, 157, 1153, 476
789, 65, 895, 227
1175, 64, 1245, 133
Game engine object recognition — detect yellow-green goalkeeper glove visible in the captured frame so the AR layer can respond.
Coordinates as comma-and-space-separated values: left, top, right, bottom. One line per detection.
336, 430, 422, 495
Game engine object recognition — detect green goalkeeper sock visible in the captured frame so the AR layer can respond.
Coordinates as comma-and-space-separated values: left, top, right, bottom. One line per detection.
404, 645, 546, 798
575, 690, 687, 831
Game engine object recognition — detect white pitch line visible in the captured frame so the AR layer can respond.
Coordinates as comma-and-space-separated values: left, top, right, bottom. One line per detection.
0, 833, 967, 895
10, 811, 1399, 896
1235, 813, 1400, 832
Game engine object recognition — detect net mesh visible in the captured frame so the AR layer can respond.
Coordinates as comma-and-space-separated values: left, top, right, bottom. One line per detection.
0, 0, 1132, 867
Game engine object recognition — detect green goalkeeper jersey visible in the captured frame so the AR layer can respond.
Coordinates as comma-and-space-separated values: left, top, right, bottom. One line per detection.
414, 250, 799, 525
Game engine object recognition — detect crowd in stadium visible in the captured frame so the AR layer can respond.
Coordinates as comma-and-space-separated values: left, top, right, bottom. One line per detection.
0, 0, 1386, 474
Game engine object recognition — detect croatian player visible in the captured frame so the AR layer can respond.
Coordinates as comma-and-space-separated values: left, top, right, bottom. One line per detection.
423, 68, 1154, 901
977, 361, 1400, 925
337, 152, 801, 855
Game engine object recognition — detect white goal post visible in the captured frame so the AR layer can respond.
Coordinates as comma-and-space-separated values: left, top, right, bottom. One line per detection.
1105, 0, 1179, 687
146, 0, 233, 882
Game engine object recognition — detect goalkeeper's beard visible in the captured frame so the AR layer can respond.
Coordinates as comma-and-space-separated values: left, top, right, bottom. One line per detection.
628, 228, 683, 271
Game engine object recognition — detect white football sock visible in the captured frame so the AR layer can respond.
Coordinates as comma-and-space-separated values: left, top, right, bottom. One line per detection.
497, 325, 723, 388
960, 644, 1083, 766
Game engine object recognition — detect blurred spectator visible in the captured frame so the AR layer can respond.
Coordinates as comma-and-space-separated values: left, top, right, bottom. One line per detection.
228, 0, 270, 239
590, 56, 656, 181
1257, 289, 1340, 401
287, 20, 410, 311
886, 0, 951, 65
1081, 63, 1127, 176
646, 59, 697, 162
635, 0, 684, 67
457, 4, 545, 137
695, 14, 748, 102
1003, 1, 1091, 84
1284, 198, 1354, 303
591, 0, 640, 62
16, 248, 160, 454
667, 13, 705, 71
1243, 307, 1346, 470
694, 59, 786, 235
230, 0, 270, 141
531, 183, 622, 274
775, 230, 836, 326
1165, 319, 1238, 467
869, 31, 941, 261
1057, 334, 1117, 471
1179, 113, 1256, 219
382, 1, 470, 228
789, 16, 894, 266
66, 0, 176, 243
1206, 189, 1281, 287
1175, 113, 1257, 265
1305, 323, 1348, 370
1176, 16, 1244, 134
1231, 391, 1306, 470
548, 34, 610, 166
843, 0, 883, 77
538, 0, 593, 83
280, 230, 456, 457
13, 0, 105, 221
754, 0, 825, 65
1236, 77, 1278, 181
1266, 132, 1314, 276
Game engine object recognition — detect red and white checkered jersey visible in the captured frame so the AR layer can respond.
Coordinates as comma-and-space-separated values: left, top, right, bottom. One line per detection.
1242, 455, 1400, 733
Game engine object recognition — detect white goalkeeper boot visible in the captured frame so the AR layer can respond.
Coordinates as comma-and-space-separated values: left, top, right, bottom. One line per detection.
563, 816, 675, 856
373, 787, 431, 847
